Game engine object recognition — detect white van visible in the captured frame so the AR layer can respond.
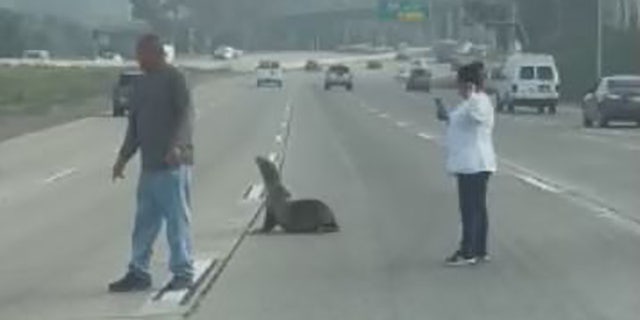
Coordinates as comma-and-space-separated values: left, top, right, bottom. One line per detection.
495, 53, 561, 114
256, 60, 283, 88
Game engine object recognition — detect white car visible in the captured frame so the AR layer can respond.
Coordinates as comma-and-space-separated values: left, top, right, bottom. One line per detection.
494, 53, 561, 114
256, 60, 283, 88
214, 46, 241, 60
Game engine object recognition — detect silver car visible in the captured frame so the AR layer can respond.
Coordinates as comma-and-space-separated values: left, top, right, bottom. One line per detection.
582, 75, 640, 127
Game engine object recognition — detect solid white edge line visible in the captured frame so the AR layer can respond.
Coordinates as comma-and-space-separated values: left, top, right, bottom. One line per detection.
515, 175, 561, 193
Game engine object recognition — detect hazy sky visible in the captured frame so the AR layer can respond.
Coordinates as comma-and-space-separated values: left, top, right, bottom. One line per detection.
0, 0, 131, 25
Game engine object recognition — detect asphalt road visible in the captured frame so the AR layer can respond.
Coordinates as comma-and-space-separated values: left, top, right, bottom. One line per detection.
191, 68, 640, 320
0, 64, 638, 320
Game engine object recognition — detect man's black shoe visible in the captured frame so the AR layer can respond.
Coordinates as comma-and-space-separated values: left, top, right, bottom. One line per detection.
108, 272, 152, 293
162, 276, 194, 292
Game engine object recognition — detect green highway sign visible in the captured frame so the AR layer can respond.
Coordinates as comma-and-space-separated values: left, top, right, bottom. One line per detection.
378, 0, 429, 22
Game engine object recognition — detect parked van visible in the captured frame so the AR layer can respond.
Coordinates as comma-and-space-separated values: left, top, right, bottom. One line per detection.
495, 53, 561, 114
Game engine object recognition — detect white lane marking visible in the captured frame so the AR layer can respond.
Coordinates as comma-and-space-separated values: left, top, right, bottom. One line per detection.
395, 121, 409, 128
43, 168, 78, 184
581, 128, 640, 138
275, 135, 284, 144
268, 152, 279, 163
416, 132, 436, 141
377, 113, 390, 119
140, 257, 216, 314
574, 133, 640, 152
514, 174, 562, 193
243, 183, 265, 201
597, 211, 640, 236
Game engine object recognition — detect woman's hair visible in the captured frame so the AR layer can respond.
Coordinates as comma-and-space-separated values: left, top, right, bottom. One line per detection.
457, 61, 485, 88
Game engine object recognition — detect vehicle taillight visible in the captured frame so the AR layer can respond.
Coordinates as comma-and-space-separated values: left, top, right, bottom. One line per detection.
512, 84, 518, 93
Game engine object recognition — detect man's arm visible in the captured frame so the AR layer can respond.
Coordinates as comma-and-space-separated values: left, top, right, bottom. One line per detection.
118, 110, 139, 163
170, 70, 194, 149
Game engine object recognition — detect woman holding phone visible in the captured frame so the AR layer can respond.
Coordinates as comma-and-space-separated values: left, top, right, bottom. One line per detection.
438, 62, 497, 267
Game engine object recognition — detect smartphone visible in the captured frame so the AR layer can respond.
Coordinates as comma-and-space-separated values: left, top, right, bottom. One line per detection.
434, 98, 448, 121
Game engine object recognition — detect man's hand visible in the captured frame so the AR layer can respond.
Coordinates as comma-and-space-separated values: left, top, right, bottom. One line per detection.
112, 158, 127, 182
165, 146, 182, 167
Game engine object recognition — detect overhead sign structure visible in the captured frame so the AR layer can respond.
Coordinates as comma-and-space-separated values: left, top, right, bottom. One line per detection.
378, 0, 429, 22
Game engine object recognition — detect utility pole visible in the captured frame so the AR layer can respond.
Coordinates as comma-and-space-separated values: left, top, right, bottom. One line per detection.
508, 1, 517, 53
596, 0, 603, 79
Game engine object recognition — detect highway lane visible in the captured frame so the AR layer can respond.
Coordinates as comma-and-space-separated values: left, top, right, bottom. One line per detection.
191, 70, 640, 320
347, 69, 640, 224
0, 73, 298, 319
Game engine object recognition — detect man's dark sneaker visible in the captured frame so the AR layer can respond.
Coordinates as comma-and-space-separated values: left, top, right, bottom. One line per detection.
162, 276, 194, 292
108, 272, 152, 293
444, 251, 478, 267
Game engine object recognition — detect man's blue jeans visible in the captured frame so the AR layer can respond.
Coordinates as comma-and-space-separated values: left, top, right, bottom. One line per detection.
128, 165, 194, 279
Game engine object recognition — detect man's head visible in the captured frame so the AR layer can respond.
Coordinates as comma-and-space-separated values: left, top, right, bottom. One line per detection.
457, 61, 485, 99
136, 33, 166, 72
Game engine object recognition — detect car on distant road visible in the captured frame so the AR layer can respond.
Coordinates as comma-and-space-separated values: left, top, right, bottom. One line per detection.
112, 70, 143, 117
495, 53, 561, 114
406, 68, 432, 92
304, 60, 322, 72
213, 46, 242, 60
367, 60, 383, 70
325, 65, 353, 91
96, 51, 124, 63
22, 50, 50, 61
582, 75, 640, 128
256, 60, 283, 88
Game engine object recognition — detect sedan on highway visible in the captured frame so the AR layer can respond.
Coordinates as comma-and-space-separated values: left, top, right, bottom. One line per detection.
324, 65, 353, 91
112, 70, 143, 117
582, 75, 640, 127
406, 68, 432, 92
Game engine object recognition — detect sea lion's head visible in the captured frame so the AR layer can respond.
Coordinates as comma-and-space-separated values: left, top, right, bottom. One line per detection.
255, 156, 281, 185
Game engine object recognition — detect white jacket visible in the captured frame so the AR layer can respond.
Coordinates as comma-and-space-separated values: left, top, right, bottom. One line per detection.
445, 92, 497, 174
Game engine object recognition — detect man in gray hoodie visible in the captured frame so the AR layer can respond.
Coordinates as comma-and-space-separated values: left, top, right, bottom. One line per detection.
109, 34, 195, 292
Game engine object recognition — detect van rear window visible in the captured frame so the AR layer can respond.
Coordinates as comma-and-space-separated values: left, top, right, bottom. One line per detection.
519, 67, 535, 80
537, 67, 554, 80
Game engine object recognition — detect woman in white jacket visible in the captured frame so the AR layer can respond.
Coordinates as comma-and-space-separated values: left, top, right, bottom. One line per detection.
440, 62, 497, 266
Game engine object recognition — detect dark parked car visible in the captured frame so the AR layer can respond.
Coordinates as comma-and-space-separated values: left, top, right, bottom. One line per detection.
325, 65, 353, 91
406, 68, 432, 92
112, 70, 143, 117
582, 75, 640, 127
366, 60, 383, 70
305, 60, 322, 72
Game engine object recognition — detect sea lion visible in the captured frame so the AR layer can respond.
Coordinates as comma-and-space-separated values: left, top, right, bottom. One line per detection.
254, 156, 339, 233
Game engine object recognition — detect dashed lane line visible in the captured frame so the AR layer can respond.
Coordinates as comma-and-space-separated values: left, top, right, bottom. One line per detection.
357, 103, 640, 237
43, 168, 78, 184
